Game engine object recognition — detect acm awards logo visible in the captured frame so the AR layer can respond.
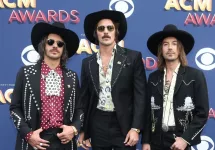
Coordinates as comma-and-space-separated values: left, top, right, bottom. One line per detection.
164, 0, 215, 26
0, 0, 80, 24
195, 47, 215, 71
109, 0, 134, 18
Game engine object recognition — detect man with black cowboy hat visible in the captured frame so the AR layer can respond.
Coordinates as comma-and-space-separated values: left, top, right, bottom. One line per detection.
141, 24, 209, 150
10, 22, 83, 150
77, 10, 147, 150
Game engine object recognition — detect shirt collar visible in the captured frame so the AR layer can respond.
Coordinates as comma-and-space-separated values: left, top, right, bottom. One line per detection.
41, 61, 62, 76
164, 63, 181, 75
96, 44, 117, 60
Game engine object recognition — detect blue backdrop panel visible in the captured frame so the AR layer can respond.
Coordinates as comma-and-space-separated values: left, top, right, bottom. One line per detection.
0, 0, 214, 149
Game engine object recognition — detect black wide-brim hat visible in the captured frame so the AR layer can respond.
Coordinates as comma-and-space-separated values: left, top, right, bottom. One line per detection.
84, 10, 127, 45
147, 24, 195, 56
31, 22, 79, 58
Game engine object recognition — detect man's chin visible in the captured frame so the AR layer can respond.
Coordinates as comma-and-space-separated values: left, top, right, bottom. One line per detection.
165, 57, 177, 61
100, 42, 114, 46
165, 58, 178, 62
48, 56, 61, 60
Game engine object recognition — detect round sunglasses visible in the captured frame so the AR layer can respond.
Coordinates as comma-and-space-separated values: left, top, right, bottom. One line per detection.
46, 39, 65, 48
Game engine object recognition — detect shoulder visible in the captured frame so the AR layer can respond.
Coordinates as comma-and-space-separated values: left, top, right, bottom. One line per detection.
149, 69, 161, 79
184, 66, 204, 76
184, 66, 205, 79
82, 53, 97, 64
124, 47, 141, 57
20, 65, 37, 75
63, 68, 78, 76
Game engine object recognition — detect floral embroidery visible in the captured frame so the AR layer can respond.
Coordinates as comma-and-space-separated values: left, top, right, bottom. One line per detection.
177, 96, 195, 131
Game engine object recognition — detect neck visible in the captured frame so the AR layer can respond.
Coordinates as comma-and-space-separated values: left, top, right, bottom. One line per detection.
44, 58, 61, 69
99, 43, 115, 57
165, 60, 180, 73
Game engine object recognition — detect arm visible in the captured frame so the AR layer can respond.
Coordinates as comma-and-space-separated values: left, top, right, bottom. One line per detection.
70, 73, 84, 133
79, 59, 90, 139
141, 74, 152, 144
9, 67, 32, 139
132, 52, 147, 130
181, 70, 209, 145
124, 52, 147, 146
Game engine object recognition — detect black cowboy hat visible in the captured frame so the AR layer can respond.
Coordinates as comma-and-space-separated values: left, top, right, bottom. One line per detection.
31, 22, 79, 57
84, 10, 127, 45
147, 24, 195, 56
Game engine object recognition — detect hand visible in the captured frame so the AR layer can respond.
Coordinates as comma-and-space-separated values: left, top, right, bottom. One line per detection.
77, 132, 91, 150
171, 137, 188, 150
124, 129, 139, 146
142, 144, 150, 150
57, 125, 75, 144
28, 128, 50, 150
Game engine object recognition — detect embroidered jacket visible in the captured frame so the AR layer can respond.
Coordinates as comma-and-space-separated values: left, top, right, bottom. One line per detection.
142, 66, 209, 146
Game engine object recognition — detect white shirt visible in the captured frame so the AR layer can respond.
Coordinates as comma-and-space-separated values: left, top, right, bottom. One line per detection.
162, 63, 181, 126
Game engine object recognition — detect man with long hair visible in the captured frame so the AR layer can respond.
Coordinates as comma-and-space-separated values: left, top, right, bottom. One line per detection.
77, 10, 147, 150
142, 24, 209, 150
10, 22, 83, 150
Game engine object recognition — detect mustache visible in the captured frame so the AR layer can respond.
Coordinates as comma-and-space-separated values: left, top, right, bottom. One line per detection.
49, 48, 59, 53
166, 51, 175, 54
102, 35, 111, 39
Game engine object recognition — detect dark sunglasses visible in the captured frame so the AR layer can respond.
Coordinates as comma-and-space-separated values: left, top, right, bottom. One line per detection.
46, 39, 65, 48
97, 25, 115, 32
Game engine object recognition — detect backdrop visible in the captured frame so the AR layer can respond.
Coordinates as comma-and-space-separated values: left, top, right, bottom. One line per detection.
0, 0, 215, 149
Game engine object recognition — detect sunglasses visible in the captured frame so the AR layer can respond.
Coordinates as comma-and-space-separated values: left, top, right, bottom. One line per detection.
46, 39, 65, 48
97, 25, 115, 32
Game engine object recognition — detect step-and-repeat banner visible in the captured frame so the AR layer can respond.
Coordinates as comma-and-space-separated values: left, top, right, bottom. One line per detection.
0, 0, 215, 149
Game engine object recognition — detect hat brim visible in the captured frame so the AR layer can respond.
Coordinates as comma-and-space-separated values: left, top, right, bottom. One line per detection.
31, 22, 79, 58
84, 10, 127, 45
147, 30, 194, 56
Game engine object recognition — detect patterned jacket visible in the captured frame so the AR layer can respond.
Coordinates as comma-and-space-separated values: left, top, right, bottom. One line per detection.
10, 63, 83, 150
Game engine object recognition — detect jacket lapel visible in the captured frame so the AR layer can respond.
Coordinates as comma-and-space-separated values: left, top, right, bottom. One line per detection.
89, 55, 100, 96
27, 63, 41, 115
174, 66, 185, 95
62, 68, 75, 117
111, 45, 127, 87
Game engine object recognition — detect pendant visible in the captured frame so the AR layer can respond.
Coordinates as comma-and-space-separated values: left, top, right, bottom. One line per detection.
162, 124, 169, 132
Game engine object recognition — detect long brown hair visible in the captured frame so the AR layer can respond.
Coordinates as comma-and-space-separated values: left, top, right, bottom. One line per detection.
157, 39, 188, 71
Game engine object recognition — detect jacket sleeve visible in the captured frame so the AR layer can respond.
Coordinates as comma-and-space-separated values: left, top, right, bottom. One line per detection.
132, 52, 147, 130
9, 67, 32, 139
79, 59, 90, 139
70, 73, 84, 133
181, 70, 209, 145
141, 74, 152, 144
